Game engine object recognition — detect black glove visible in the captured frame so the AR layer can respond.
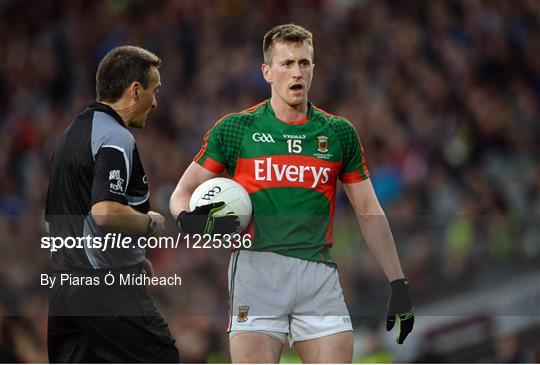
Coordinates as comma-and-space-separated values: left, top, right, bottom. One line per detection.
386, 278, 414, 344
176, 201, 240, 235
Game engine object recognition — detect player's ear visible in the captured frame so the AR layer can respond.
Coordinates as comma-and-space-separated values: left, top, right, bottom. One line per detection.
261, 63, 272, 84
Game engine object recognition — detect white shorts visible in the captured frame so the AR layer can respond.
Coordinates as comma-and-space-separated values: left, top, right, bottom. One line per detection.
227, 250, 352, 345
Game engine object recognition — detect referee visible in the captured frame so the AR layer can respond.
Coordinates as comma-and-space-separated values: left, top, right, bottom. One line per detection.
45, 46, 179, 363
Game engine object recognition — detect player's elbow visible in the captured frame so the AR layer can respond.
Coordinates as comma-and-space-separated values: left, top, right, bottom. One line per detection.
169, 186, 190, 218
355, 197, 385, 217
357, 208, 386, 219
169, 189, 181, 218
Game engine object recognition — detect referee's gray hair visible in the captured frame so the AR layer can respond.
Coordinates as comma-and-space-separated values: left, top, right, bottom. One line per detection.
96, 46, 161, 102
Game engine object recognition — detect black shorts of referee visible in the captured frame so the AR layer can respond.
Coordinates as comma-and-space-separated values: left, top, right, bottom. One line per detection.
47, 264, 180, 363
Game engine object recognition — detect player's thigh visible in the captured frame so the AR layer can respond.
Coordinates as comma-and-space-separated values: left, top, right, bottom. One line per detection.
294, 330, 353, 363
227, 251, 295, 331
230, 331, 284, 363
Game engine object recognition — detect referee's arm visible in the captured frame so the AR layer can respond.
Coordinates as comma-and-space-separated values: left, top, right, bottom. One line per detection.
92, 200, 158, 236
91, 145, 163, 236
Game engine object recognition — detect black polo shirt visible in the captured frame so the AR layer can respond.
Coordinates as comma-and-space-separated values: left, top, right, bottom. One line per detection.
45, 102, 149, 270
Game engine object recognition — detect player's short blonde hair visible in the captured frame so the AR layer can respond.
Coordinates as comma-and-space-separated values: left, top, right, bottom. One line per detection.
263, 24, 313, 65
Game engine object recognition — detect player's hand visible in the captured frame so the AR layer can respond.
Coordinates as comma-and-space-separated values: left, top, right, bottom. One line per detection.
176, 201, 240, 235
386, 278, 414, 344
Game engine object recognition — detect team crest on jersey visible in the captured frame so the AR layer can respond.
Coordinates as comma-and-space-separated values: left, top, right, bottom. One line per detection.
237, 306, 250, 322
317, 136, 329, 153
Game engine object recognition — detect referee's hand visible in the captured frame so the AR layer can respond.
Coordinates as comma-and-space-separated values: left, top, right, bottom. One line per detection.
386, 278, 414, 344
142, 258, 155, 277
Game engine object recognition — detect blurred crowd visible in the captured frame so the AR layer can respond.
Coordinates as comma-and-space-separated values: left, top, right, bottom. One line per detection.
1, 0, 539, 362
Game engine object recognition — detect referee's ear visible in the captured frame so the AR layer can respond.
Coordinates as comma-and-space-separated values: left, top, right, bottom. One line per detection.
128, 82, 141, 103
120, 81, 141, 105
134, 87, 140, 102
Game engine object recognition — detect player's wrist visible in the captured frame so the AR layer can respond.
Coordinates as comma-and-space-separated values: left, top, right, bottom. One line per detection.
176, 210, 188, 221
176, 211, 194, 233
388, 278, 413, 314
390, 278, 409, 292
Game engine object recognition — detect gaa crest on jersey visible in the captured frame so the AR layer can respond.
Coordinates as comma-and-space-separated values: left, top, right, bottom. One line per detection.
317, 136, 329, 153
237, 305, 250, 322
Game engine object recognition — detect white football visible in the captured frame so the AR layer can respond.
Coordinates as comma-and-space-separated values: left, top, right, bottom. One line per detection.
189, 177, 252, 232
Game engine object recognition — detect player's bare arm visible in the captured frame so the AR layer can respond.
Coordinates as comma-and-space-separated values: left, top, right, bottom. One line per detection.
343, 178, 414, 344
343, 178, 404, 281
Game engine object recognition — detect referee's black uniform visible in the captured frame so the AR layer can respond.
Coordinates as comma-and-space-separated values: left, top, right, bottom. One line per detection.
45, 102, 179, 363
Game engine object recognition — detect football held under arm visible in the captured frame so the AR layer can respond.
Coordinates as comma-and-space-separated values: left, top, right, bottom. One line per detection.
169, 162, 219, 218
170, 116, 230, 219
169, 118, 244, 235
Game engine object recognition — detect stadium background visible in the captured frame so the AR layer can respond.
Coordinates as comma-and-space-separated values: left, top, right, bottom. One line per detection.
1, 0, 539, 362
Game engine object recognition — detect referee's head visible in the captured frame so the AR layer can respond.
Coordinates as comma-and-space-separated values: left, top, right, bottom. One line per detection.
96, 46, 161, 129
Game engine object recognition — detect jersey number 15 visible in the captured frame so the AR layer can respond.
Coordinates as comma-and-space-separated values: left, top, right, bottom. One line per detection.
287, 139, 302, 154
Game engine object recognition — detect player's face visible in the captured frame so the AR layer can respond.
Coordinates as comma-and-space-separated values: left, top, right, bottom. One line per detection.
129, 66, 161, 129
263, 41, 314, 108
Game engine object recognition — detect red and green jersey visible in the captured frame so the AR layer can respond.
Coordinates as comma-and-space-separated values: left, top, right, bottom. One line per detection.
194, 100, 369, 266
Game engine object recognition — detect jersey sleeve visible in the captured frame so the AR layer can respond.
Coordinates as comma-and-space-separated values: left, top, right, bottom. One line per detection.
91, 134, 134, 206
193, 118, 228, 174
337, 121, 370, 183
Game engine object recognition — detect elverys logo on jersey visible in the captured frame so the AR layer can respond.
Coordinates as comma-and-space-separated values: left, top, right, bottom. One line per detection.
254, 157, 330, 188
